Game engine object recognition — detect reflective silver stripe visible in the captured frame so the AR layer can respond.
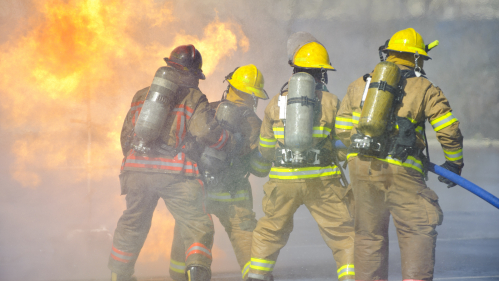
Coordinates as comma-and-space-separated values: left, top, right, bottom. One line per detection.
187, 246, 212, 257
173, 107, 193, 117
207, 191, 249, 202
273, 129, 284, 137
259, 138, 277, 146
312, 129, 331, 137
416, 126, 424, 140
212, 130, 228, 150
125, 159, 188, 168
111, 249, 134, 261
431, 112, 458, 131
152, 76, 179, 92
251, 160, 272, 171
352, 112, 360, 124
384, 155, 423, 173
444, 149, 463, 161
335, 120, 353, 127
250, 260, 275, 271
270, 166, 339, 177
130, 104, 142, 111
242, 261, 251, 279
337, 264, 355, 278
170, 260, 186, 273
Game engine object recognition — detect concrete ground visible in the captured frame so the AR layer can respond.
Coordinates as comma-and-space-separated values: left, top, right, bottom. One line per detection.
133, 208, 499, 281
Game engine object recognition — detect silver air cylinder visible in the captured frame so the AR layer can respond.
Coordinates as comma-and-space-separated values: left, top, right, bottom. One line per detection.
215, 101, 241, 132
134, 67, 179, 151
285, 72, 316, 162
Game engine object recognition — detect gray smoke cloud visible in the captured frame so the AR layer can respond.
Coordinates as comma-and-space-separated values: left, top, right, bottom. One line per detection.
0, 0, 498, 280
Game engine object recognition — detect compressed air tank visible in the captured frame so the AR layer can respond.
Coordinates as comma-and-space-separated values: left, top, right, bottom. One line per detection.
134, 67, 179, 146
215, 101, 241, 132
358, 61, 401, 137
284, 72, 316, 154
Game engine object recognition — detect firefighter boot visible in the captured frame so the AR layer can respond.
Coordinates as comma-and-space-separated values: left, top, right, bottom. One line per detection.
185, 266, 211, 281
111, 272, 137, 281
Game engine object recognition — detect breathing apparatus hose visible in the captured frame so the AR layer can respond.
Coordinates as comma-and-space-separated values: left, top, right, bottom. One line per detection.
334, 140, 499, 210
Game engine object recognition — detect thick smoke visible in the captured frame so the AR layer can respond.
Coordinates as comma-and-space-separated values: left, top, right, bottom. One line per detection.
0, 0, 498, 280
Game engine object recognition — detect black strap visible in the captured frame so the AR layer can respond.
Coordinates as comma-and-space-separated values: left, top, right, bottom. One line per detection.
287, 96, 318, 107
368, 81, 399, 95
401, 69, 427, 78
279, 82, 288, 95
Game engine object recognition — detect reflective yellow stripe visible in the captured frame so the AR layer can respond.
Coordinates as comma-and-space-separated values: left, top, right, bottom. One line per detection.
346, 153, 424, 175
430, 112, 458, 131
273, 127, 284, 139
346, 153, 358, 161
260, 135, 277, 148
443, 148, 463, 161
352, 112, 360, 124
312, 126, 331, 138
270, 165, 340, 179
242, 261, 250, 279
335, 116, 353, 130
379, 156, 423, 174
415, 125, 425, 141
170, 259, 186, 274
250, 258, 275, 272
250, 158, 272, 173
337, 264, 355, 278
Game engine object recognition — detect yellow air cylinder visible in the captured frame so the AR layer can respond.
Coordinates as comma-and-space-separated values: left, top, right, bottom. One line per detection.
358, 61, 401, 137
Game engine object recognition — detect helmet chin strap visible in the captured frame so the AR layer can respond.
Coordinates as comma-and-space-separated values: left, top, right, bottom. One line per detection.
320, 68, 327, 85
414, 52, 422, 77
221, 84, 229, 101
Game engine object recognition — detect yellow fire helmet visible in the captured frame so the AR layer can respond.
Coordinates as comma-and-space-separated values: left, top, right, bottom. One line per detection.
290, 42, 335, 70
226, 64, 268, 100
384, 28, 439, 60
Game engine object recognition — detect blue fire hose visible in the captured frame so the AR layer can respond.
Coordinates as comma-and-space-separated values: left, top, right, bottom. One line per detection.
427, 162, 499, 209
334, 140, 499, 209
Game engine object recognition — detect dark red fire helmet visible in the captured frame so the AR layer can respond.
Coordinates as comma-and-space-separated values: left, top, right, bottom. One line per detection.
164, 44, 206, 80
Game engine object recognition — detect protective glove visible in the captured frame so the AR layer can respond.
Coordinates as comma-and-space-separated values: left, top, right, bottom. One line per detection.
438, 161, 464, 188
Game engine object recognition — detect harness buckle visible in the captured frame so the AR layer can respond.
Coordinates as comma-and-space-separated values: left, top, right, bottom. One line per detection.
377, 80, 387, 91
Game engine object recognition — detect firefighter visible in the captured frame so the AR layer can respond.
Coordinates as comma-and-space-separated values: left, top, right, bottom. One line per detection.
248, 32, 355, 281
109, 45, 235, 281
169, 64, 272, 281
335, 28, 464, 280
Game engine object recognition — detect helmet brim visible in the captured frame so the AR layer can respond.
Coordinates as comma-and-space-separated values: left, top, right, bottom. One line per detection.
383, 48, 431, 60
289, 61, 336, 71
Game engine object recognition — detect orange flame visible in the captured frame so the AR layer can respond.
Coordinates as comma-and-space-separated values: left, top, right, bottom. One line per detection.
0, 0, 248, 186
0, 0, 248, 264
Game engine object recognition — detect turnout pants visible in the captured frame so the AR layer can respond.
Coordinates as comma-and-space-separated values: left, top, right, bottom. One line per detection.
108, 172, 214, 277
249, 177, 355, 281
349, 156, 443, 281
170, 178, 257, 280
